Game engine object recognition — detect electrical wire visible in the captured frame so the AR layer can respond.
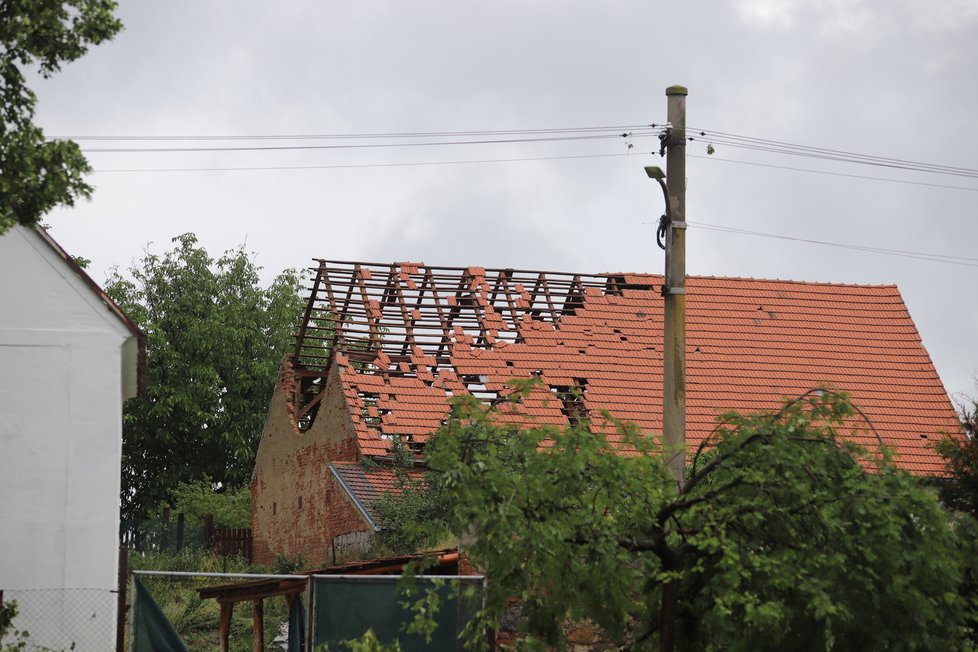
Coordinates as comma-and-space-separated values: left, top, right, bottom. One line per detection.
79, 132, 659, 153
689, 221, 978, 268
92, 151, 640, 173
686, 127, 978, 179
688, 154, 978, 192
59, 124, 652, 141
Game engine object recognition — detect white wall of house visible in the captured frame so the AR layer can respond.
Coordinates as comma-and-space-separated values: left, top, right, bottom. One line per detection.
0, 225, 139, 651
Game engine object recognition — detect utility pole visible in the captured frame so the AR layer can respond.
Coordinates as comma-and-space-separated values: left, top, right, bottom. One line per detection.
662, 85, 687, 487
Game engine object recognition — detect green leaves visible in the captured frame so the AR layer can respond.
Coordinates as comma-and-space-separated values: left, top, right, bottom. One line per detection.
106, 234, 305, 521
383, 389, 970, 650
0, 1, 122, 232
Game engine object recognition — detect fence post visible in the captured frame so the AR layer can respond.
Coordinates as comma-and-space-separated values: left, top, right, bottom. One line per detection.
204, 514, 214, 549
116, 547, 128, 652
306, 576, 315, 652
176, 513, 185, 552
161, 508, 171, 552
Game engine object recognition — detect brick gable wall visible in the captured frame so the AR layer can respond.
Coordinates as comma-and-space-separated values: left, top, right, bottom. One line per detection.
251, 359, 373, 566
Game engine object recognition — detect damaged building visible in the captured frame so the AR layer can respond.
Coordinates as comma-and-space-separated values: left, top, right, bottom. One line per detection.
250, 260, 960, 565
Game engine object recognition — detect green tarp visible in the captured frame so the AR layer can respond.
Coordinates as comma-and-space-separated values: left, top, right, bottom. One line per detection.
133, 579, 189, 652
288, 596, 306, 652
312, 576, 481, 651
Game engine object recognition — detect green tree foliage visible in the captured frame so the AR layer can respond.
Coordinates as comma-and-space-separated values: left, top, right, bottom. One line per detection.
0, 1, 122, 233
106, 234, 304, 521
154, 479, 251, 529
936, 392, 978, 646
383, 385, 967, 651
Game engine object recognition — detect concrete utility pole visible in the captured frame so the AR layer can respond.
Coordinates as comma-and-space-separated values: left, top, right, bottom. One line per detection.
662, 85, 687, 487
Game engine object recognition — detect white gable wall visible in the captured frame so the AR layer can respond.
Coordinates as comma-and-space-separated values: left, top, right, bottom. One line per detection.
0, 226, 136, 650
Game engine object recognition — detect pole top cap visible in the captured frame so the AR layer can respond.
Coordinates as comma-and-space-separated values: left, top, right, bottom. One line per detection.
665, 85, 688, 96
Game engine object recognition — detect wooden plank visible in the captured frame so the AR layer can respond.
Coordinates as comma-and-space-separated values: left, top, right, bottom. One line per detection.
252, 599, 264, 652
219, 602, 233, 652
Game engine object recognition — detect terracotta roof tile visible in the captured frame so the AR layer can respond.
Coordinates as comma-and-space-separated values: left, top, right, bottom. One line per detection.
297, 263, 962, 476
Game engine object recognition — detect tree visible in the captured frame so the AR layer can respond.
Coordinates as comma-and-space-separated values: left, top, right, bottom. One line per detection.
105, 234, 305, 521
0, 1, 122, 233
936, 390, 978, 646
380, 385, 968, 651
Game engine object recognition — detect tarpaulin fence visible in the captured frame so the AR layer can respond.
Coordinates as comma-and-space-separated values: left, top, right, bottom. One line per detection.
311, 574, 484, 651
130, 571, 484, 651
130, 571, 307, 651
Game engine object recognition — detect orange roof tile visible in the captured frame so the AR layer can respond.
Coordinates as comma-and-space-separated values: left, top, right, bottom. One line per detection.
297, 262, 961, 475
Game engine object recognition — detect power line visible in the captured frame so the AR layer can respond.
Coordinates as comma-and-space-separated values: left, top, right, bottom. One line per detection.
79, 132, 658, 153
92, 151, 640, 173
59, 124, 651, 141
688, 127, 978, 175
689, 221, 978, 268
686, 128, 978, 179
65, 118, 978, 183
688, 154, 978, 192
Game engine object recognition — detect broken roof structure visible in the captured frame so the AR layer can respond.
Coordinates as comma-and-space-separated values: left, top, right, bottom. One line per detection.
250, 259, 961, 565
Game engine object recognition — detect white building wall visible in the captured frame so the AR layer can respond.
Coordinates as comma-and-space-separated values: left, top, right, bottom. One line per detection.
0, 226, 137, 650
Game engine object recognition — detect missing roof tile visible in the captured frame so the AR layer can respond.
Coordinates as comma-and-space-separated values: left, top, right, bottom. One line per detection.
550, 378, 589, 426
461, 374, 500, 405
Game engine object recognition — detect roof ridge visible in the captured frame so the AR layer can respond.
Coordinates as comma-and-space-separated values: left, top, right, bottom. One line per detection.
309, 259, 899, 289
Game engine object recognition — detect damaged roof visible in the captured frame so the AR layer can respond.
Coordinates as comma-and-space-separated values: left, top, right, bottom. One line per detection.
290, 260, 960, 476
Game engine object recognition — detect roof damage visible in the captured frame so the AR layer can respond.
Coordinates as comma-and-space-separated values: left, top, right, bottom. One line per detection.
289, 260, 960, 475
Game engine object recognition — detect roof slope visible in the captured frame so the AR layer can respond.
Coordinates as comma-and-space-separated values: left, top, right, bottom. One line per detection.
291, 261, 960, 475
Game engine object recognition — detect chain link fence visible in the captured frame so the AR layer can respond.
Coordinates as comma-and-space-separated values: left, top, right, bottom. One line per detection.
1, 587, 117, 651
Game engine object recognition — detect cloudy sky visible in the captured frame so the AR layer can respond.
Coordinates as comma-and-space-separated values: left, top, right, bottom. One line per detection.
36, 0, 978, 402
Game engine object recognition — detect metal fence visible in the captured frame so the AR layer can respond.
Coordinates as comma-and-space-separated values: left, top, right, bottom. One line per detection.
130, 571, 484, 651
1, 587, 117, 651
121, 512, 253, 562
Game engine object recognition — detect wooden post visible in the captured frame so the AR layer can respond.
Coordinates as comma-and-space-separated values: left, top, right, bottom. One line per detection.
161, 508, 170, 552
306, 576, 316, 652
176, 512, 185, 552
252, 599, 265, 652
219, 602, 233, 652
662, 84, 688, 487
204, 514, 214, 541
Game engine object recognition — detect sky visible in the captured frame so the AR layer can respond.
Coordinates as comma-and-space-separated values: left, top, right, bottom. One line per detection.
34, 0, 978, 404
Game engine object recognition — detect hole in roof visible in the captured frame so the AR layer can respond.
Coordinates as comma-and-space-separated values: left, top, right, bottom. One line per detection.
358, 391, 383, 430
297, 375, 325, 432
461, 374, 499, 405
550, 379, 589, 426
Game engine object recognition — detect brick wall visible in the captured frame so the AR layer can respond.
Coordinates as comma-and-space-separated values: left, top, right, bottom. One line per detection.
251, 359, 374, 566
